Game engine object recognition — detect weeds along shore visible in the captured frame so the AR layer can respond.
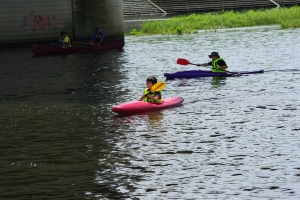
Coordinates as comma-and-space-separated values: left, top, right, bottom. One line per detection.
128, 6, 300, 36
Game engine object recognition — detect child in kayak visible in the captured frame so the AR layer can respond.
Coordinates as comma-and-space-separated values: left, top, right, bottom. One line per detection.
138, 76, 162, 103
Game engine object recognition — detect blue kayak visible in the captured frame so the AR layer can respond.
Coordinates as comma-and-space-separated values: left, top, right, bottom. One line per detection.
164, 70, 264, 79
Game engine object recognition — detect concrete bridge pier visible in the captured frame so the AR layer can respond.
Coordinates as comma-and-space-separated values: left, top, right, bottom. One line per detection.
73, 0, 124, 40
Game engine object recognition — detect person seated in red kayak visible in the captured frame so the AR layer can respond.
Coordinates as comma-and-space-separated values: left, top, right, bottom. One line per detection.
197, 52, 228, 72
90, 27, 105, 45
58, 31, 71, 48
138, 76, 162, 103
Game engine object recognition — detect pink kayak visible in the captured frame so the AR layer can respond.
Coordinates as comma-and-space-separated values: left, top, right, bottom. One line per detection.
111, 97, 184, 114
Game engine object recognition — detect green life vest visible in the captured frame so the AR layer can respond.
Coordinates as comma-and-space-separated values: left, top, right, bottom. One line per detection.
143, 88, 162, 103
212, 58, 226, 73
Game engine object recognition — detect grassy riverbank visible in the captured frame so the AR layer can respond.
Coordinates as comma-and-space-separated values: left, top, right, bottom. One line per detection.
129, 6, 300, 36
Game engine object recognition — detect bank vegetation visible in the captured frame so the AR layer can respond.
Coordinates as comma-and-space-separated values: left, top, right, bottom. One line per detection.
129, 6, 300, 36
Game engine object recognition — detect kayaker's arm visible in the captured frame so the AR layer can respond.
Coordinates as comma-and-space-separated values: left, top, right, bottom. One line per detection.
196, 63, 208, 66
146, 94, 160, 102
138, 94, 146, 101
138, 94, 160, 102
98, 38, 103, 46
197, 61, 212, 67
216, 64, 228, 70
138, 93, 150, 101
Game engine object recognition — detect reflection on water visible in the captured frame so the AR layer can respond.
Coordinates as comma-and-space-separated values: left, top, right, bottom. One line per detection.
171, 76, 227, 89
113, 111, 165, 131
1, 26, 300, 199
211, 76, 227, 87
147, 111, 164, 129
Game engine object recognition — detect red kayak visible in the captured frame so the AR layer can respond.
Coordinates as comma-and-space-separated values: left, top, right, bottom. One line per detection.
111, 97, 184, 114
31, 38, 124, 55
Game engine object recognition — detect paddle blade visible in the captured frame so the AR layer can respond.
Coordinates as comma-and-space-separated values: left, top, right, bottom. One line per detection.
151, 81, 166, 92
177, 58, 190, 65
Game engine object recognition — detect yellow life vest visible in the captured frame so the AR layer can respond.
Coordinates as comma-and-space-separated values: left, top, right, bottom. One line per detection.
143, 88, 162, 103
58, 36, 71, 47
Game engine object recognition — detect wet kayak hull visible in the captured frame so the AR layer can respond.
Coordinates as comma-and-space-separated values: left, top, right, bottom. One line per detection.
111, 97, 184, 114
164, 70, 264, 79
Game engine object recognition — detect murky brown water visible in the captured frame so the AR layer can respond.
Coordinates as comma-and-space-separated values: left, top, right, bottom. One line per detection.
1, 25, 300, 199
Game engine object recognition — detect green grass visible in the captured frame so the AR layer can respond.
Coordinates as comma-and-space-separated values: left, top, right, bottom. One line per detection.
128, 6, 300, 36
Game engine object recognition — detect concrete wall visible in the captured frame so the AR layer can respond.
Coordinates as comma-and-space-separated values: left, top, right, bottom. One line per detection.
0, 0, 124, 44
0, 0, 73, 43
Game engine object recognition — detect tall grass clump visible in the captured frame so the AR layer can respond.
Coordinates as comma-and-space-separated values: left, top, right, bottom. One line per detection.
128, 5, 300, 36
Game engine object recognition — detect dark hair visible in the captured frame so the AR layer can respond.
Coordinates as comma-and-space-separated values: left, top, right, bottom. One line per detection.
146, 76, 157, 84
61, 31, 67, 36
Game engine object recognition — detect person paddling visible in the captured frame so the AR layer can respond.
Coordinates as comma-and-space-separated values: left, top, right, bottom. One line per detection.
138, 76, 162, 103
197, 52, 228, 72
90, 27, 104, 45
58, 31, 71, 48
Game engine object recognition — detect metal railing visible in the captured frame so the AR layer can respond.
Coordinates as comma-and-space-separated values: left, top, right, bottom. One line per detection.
269, 0, 280, 8
147, 0, 167, 15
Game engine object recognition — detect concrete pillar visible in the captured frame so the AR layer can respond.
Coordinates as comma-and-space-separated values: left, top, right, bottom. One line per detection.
73, 0, 124, 39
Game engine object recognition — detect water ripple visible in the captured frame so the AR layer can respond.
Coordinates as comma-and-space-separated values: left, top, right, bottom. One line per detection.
1, 26, 300, 199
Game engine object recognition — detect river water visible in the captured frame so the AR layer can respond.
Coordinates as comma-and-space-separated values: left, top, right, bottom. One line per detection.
1, 25, 300, 199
